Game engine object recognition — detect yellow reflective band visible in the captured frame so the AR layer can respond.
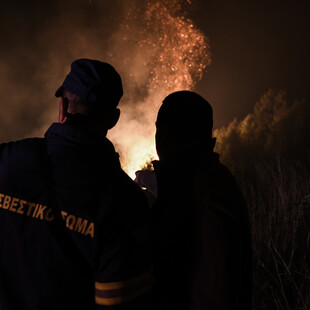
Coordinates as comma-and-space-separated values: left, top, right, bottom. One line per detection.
95, 270, 151, 291
95, 284, 152, 306
95, 269, 153, 306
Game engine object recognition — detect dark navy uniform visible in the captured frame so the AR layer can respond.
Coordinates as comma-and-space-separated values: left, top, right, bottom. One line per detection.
151, 145, 252, 310
0, 122, 151, 310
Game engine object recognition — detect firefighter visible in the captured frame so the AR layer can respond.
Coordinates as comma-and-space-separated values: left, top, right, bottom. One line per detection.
0, 59, 152, 310
136, 91, 252, 309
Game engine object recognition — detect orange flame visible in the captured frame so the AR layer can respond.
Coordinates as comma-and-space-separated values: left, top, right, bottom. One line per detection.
108, 0, 211, 178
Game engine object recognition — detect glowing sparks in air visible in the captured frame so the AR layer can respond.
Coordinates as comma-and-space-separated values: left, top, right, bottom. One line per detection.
109, 0, 211, 178
140, 0, 210, 92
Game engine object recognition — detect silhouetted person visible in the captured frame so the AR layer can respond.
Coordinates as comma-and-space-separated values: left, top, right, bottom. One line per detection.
136, 91, 252, 310
0, 59, 152, 310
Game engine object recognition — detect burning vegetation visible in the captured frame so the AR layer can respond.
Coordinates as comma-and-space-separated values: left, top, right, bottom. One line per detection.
108, 0, 210, 177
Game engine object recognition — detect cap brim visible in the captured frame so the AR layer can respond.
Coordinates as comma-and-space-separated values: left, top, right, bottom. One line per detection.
55, 85, 64, 97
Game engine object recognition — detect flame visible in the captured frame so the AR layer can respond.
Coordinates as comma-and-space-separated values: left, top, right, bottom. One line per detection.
108, 0, 211, 179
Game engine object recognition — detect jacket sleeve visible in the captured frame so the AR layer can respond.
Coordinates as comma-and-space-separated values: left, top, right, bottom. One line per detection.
190, 174, 251, 310
94, 175, 152, 310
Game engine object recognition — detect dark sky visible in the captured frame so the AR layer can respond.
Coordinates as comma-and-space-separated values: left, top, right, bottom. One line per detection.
0, 0, 309, 133
193, 0, 310, 127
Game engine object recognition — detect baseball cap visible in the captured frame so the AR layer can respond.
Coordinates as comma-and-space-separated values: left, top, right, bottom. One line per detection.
55, 59, 123, 108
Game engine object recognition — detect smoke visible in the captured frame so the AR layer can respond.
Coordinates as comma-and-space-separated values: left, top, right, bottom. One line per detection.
0, 0, 210, 177
0, 0, 125, 139
214, 89, 310, 171
107, 0, 210, 176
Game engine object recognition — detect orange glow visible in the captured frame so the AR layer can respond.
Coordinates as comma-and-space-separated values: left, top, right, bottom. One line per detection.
108, 0, 211, 179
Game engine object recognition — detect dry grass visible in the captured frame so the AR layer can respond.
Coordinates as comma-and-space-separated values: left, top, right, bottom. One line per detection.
238, 158, 310, 309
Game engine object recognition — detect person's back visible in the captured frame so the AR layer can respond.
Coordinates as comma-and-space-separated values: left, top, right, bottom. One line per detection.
0, 59, 152, 310
148, 91, 252, 309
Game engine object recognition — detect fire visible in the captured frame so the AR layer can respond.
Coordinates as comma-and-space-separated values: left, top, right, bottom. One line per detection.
108, 0, 210, 179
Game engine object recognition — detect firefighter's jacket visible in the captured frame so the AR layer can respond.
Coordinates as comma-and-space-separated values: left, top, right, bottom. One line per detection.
0, 122, 152, 310
151, 147, 252, 310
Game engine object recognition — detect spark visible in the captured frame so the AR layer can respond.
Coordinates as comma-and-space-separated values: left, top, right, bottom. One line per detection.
109, 0, 211, 178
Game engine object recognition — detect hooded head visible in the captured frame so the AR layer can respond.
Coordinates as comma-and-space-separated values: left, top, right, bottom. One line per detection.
156, 91, 214, 161
55, 59, 123, 135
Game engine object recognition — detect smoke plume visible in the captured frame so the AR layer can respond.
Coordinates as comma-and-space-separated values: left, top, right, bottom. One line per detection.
107, 0, 210, 176
214, 89, 310, 172
0, 0, 210, 177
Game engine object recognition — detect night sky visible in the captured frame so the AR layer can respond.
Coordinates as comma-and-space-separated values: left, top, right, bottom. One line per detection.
1, 0, 309, 127
0, 0, 309, 170
193, 0, 310, 127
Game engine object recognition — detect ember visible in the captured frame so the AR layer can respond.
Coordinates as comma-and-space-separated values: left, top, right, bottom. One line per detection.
108, 0, 211, 178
